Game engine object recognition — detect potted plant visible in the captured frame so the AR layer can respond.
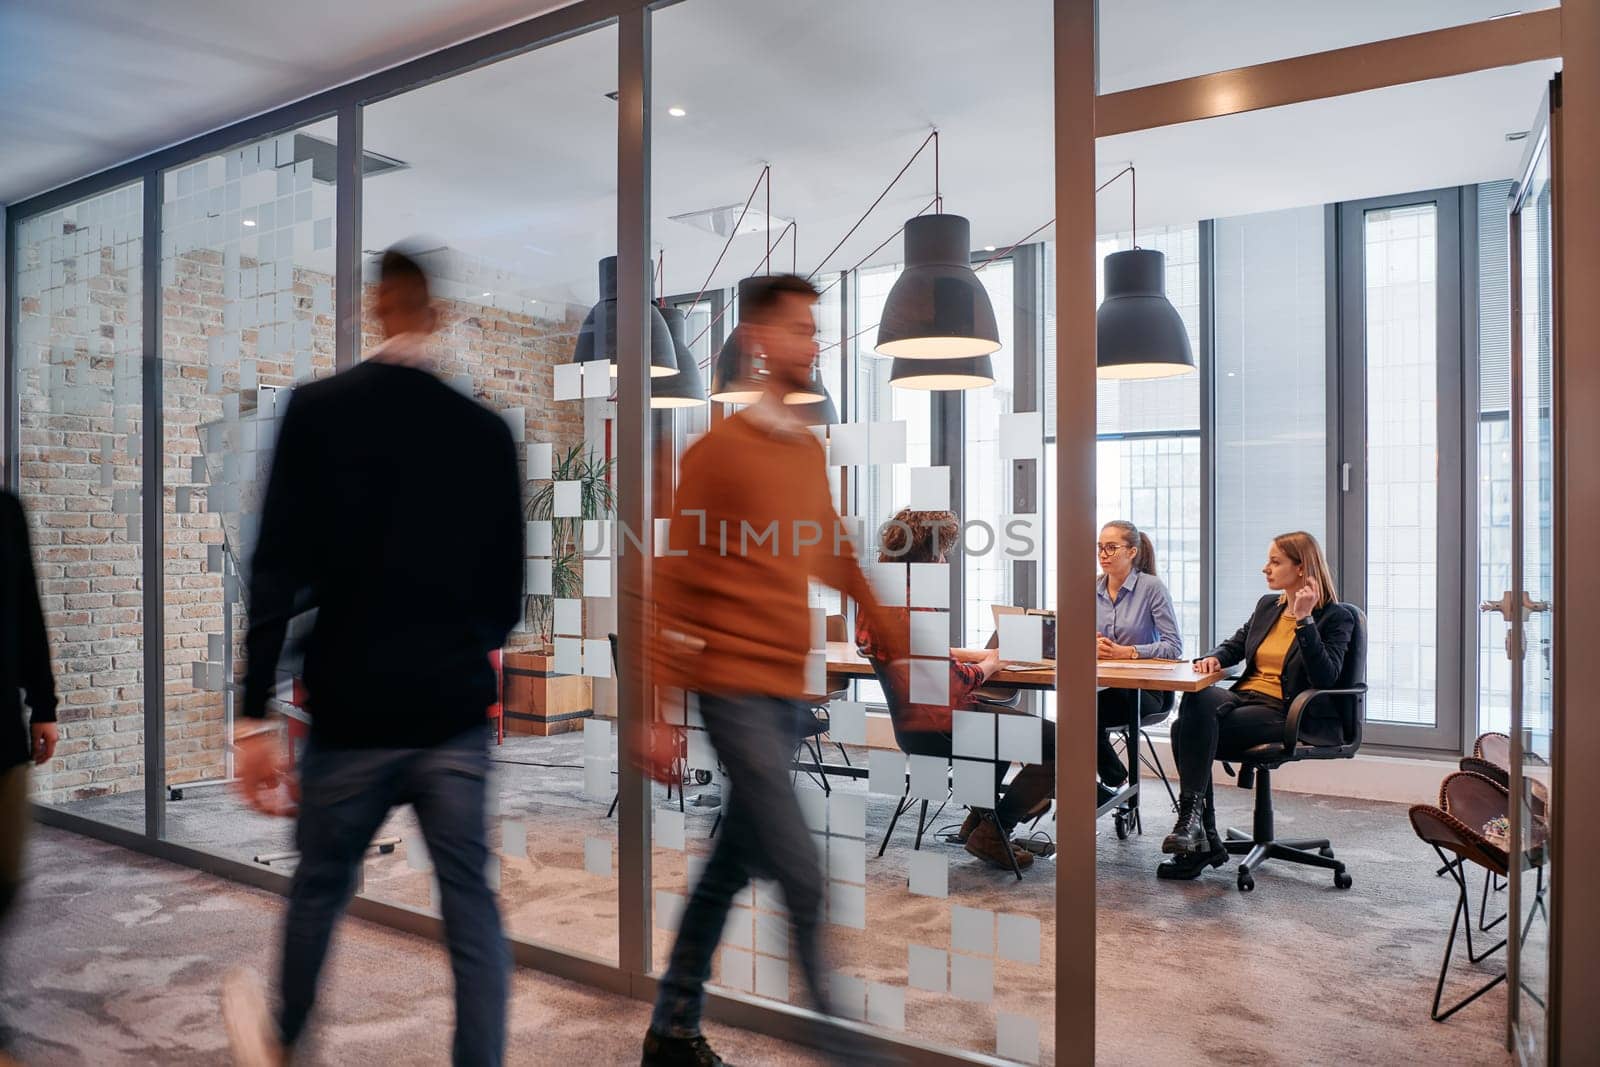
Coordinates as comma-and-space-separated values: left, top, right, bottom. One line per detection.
526, 443, 617, 651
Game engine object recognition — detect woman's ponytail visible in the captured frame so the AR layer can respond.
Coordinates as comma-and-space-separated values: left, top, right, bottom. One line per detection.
1135, 531, 1158, 576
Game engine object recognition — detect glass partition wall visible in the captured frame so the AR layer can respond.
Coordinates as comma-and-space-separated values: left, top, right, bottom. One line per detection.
3, 3, 1588, 1065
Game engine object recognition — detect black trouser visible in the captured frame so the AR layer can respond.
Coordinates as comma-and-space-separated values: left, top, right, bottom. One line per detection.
1094, 689, 1167, 785
1171, 686, 1286, 825
900, 717, 1058, 830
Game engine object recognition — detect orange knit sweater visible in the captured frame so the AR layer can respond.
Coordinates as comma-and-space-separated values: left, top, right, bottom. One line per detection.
652, 408, 896, 698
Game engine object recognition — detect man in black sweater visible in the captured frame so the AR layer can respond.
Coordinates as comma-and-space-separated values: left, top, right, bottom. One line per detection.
223, 250, 523, 1067
1, 490, 58, 1056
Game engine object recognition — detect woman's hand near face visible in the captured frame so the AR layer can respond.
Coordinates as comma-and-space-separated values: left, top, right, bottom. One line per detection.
1289, 581, 1320, 621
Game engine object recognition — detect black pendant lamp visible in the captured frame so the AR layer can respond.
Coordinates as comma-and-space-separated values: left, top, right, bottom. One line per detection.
874, 213, 1000, 359
571, 256, 678, 378
783, 362, 827, 406
1096, 249, 1193, 379
651, 306, 707, 409
889, 352, 996, 391
708, 277, 767, 404
788, 388, 838, 427
1095, 163, 1193, 379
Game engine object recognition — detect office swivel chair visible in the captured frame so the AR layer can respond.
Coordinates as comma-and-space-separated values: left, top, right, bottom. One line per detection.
1102, 691, 1179, 838
1221, 603, 1367, 892
865, 656, 1026, 881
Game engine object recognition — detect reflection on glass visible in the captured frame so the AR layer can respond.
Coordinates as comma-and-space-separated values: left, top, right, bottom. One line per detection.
1514, 144, 1553, 1062
13, 183, 147, 832
1363, 203, 1439, 727
356, 25, 621, 963
158, 123, 339, 861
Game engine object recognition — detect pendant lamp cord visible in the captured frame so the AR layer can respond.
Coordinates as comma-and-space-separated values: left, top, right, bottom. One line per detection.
655, 249, 665, 307
685, 164, 770, 317
806, 128, 939, 281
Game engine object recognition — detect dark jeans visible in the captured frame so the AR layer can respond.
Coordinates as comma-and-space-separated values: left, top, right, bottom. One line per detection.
280, 724, 507, 1066
652, 694, 830, 1038
1171, 686, 1286, 822
1094, 689, 1168, 785
900, 715, 1057, 831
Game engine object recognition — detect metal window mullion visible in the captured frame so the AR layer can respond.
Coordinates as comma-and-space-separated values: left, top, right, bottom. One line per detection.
614, 2, 652, 980
1198, 219, 1216, 651
335, 105, 363, 370
142, 174, 165, 840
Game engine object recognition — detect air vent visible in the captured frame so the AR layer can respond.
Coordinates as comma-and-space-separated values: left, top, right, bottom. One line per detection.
670, 203, 792, 240
292, 133, 408, 184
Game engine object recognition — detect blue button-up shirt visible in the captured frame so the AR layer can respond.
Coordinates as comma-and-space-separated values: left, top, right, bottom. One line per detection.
1095, 570, 1182, 659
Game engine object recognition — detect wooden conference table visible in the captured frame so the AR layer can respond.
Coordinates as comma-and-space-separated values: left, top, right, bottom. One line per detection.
821, 642, 1227, 830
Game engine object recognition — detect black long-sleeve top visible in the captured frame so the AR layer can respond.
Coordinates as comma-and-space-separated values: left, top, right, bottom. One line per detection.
242, 360, 524, 748
1208, 594, 1356, 718
2, 490, 58, 770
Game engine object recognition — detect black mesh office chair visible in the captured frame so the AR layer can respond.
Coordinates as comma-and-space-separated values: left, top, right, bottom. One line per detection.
865, 656, 1025, 881
1222, 603, 1367, 892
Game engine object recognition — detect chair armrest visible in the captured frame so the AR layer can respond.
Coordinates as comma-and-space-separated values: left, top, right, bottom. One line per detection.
1283, 685, 1366, 756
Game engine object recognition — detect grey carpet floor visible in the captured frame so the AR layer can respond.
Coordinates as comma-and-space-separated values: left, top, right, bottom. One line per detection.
49, 734, 1518, 1065
3, 826, 832, 1067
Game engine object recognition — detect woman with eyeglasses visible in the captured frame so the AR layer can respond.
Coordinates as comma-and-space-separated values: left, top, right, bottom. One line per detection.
1158, 530, 1354, 879
1094, 520, 1182, 806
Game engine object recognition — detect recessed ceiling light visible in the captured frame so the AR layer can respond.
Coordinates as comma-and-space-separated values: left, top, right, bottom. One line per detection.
481, 291, 493, 297
242, 219, 257, 227
1506, 130, 1530, 142
983, 245, 996, 252
668, 106, 687, 118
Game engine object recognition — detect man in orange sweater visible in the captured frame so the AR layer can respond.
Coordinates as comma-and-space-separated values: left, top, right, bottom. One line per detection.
642, 275, 905, 1067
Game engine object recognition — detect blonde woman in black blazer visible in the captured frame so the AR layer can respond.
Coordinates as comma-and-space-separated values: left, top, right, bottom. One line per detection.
1160, 531, 1355, 877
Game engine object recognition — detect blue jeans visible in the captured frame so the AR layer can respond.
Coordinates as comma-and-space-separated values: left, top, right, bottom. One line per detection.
279, 724, 508, 1066
651, 695, 831, 1037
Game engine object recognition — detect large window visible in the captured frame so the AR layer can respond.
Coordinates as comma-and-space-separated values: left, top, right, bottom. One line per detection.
1043, 225, 1202, 658
157, 123, 340, 861
12, 183, 147, 831
1362, 202, 1441, 728
1212, 206, 1328, 639
962, 257, 1018, 645
1475, 180, 1514, 736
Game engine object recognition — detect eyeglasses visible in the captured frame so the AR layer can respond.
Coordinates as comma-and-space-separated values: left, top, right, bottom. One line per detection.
1096, 543, 1133, 556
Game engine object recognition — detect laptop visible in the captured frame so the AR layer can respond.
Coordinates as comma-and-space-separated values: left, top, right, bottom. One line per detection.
985, 605, 1056, 668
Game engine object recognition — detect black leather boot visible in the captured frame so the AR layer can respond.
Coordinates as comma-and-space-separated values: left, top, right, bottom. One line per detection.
1161, 792, 1208, 855
1156, 829, 1228, 879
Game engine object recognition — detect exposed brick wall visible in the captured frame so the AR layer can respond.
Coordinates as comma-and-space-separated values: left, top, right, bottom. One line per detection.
18, 244, 585, 803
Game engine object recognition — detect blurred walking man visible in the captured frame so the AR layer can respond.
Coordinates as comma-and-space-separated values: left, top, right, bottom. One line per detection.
643, 274, 907, 1066
1, 490, 58, 1063
223, 249, 523, 1066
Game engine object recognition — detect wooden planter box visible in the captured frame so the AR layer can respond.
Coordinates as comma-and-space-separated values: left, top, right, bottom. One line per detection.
502, 650, 593, 736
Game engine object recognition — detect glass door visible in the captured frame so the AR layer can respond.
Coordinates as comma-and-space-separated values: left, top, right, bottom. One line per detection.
1496, 79, 1558, 1065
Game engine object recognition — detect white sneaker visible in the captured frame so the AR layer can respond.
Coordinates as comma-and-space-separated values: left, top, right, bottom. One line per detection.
221, 966, 285, 1067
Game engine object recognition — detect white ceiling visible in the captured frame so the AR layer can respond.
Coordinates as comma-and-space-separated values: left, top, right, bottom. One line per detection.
0, 0, 577, 204
2, 0, 1561, 311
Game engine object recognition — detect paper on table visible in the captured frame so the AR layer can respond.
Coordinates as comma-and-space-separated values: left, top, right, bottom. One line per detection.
1096, 659, 1184, 670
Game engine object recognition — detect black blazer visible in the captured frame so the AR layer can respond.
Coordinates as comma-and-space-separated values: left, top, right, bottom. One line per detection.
2, 490, 58, 770
1207, 594, 1355, 720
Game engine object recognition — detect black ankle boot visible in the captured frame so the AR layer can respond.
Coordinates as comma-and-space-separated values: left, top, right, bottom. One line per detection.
642, 1030, 727, 1067
1156, 829, 1227, 879
1161, 792, 1208, 855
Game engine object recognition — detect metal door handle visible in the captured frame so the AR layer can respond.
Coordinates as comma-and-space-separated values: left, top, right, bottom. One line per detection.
1481, 592, 1515, 617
